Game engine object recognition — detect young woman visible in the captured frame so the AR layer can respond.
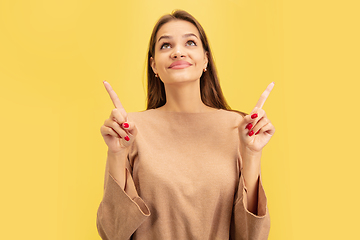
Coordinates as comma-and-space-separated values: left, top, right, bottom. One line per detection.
97, 10, 275, 240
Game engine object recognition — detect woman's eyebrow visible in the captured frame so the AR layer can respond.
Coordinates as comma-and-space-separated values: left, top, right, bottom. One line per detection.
183, 33, 199, 39
158, 33, 199, 42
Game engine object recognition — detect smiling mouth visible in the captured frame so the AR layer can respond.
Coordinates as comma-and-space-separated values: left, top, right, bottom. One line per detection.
169, 60, 192, 69
169, 64, 192, 69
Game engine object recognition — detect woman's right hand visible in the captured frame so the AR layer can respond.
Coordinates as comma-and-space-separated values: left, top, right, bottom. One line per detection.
100, 81, 138, 153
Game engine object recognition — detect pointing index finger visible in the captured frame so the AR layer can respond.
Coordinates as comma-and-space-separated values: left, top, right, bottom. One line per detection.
255, 82, 275, 109
103, 81, 127, 116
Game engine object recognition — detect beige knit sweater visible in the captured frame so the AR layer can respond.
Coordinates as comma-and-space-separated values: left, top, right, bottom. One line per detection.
97, 109, 270, 240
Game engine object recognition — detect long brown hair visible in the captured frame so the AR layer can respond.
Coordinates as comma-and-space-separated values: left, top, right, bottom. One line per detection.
146, 10, 231, 111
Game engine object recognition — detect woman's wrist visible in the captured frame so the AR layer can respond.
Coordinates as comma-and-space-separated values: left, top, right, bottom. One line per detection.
107, 148, 129, 172
240, 147, 262, 181
240, 148, 262, 214
106, 148, 130, 190
107, 147, 129, 158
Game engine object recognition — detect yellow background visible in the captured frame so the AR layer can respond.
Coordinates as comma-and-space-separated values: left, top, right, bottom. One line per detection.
0, 0, 359, 239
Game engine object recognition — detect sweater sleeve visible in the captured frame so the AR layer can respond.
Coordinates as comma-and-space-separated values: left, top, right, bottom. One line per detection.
96, 152, 151, 240
230, 172, 270, 240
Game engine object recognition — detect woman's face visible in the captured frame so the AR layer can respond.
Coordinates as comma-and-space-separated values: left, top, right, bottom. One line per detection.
150, 20, 208, 85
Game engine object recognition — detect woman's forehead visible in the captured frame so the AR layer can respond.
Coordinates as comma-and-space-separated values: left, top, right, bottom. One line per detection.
156, 20, 200, 41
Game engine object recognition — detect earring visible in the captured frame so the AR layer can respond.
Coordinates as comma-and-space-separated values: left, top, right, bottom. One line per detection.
203, 68, 207, 72
155, 73, 158, 78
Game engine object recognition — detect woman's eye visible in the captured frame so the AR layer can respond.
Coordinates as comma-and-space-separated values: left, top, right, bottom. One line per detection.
186, 40, 196, 46
160, 43, 171, 49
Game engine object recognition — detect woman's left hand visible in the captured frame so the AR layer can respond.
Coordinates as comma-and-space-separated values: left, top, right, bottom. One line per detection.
239, 82, 276, 154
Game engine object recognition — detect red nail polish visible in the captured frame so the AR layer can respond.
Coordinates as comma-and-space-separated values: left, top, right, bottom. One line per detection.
123, 123, 129, 128
125, 136, 130, 141
249, 130, 254, 136
246, 123, 253, 130
255, 130, 260, 135
251, 113, 258, 119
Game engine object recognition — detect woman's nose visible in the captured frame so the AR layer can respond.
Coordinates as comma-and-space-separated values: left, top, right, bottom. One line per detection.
171, 46, 185, 59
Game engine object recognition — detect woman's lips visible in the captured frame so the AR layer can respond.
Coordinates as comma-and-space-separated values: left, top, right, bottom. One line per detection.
169, 61, 192, 69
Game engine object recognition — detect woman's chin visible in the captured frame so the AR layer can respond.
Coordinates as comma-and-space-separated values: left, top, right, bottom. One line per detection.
161, 74, 202, 85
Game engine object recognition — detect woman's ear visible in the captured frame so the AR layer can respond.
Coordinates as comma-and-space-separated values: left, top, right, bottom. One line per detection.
204, 51, 209, 69
150, 57, 157, 74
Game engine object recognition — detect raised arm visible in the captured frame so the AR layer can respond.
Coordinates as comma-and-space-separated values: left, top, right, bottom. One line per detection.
100, 80, 138, 190
230, 83, 275, 240
237, 82, 275, 214
97, 81, 150, 240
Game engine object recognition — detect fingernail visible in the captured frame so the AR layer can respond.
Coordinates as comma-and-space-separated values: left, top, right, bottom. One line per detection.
125, 136, 130, 141
251, 113, 258, 119
249, 130, 254, 136
255, 130, 260, 135
123, 122, 129, 128
246, 123, 253, 130
103, 80, 106, 83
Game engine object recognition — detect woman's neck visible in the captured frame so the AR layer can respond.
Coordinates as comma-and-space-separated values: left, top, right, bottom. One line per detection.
159, 80, 215, 113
